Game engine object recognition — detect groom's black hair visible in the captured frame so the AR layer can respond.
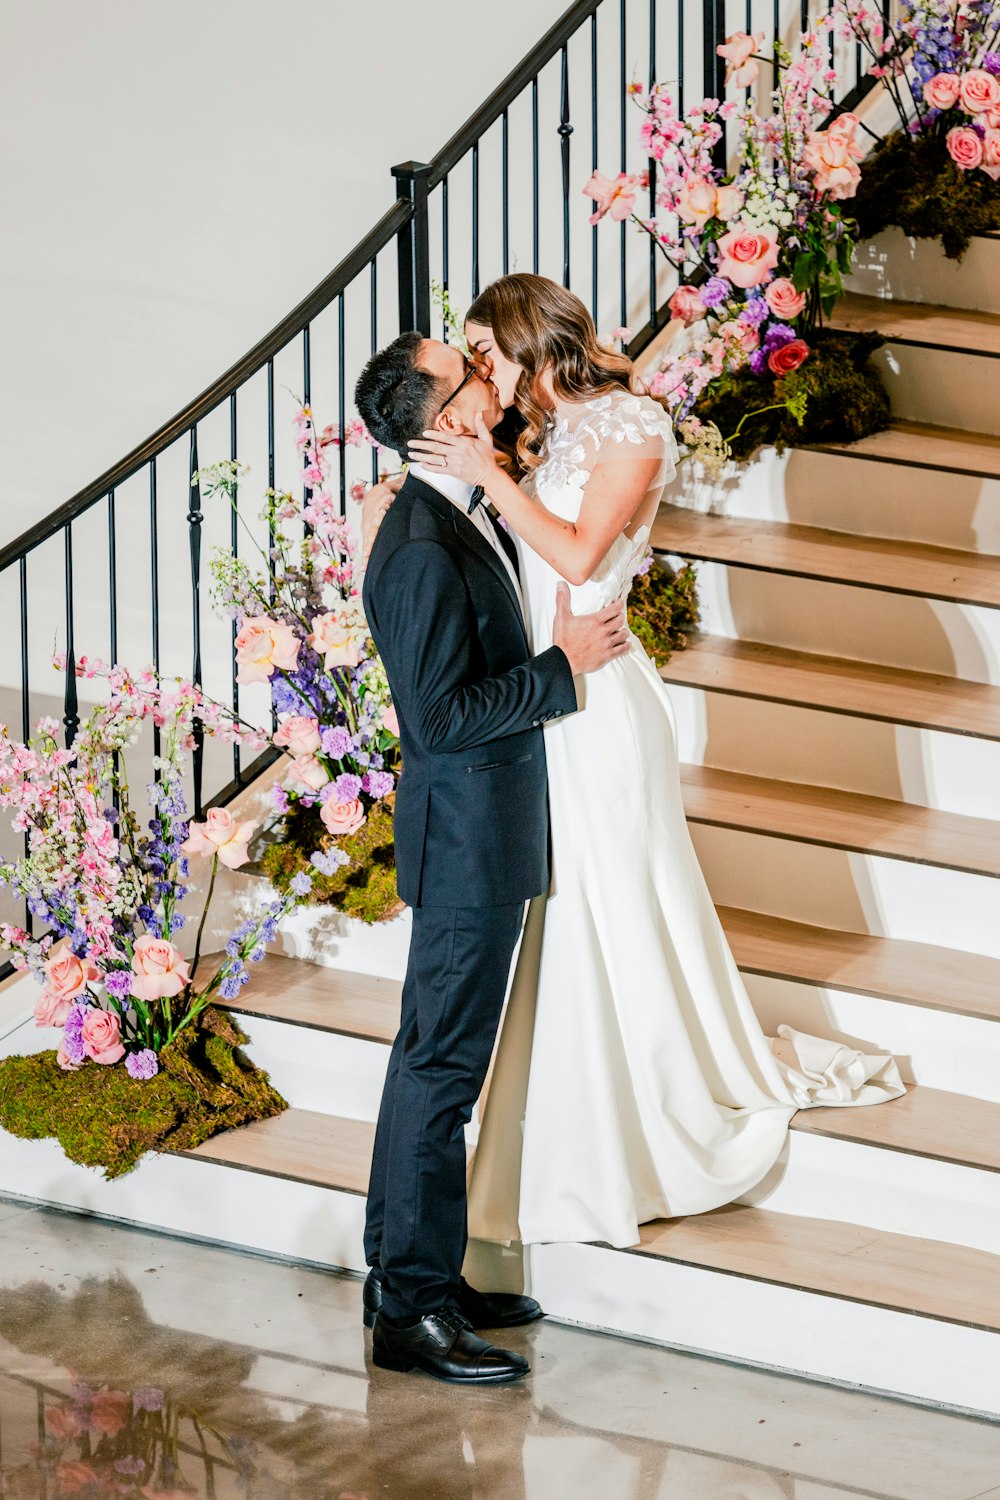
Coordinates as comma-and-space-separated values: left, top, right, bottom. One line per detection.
354, 331, 449, 457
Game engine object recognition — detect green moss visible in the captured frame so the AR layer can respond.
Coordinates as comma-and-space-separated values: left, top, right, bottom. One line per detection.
262, 797, 403, 924
694, 328, 891, 461
0, 1009, 287, 1180
628, 559, 700, 667
853, 130, 1000, 260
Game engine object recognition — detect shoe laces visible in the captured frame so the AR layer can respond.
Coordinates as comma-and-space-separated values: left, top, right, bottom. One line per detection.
436, 1306, 473, 1337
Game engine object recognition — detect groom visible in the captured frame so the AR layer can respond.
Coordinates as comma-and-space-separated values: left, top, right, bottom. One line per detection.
355, 332, 629, 1384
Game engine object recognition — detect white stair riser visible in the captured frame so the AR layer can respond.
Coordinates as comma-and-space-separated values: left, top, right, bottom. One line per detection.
745, 1130, 1000, 1257
847, 231, 1000, 315
746, 973, 1000, 1105
692, 561, 1000, 686
667, 681, 1000, 821
527, 1242, 1000, 1418
872, 344, 1000, 435
227, 1014, 389, 1120
664, 446, 1000, 555
688, 822, 1000, 961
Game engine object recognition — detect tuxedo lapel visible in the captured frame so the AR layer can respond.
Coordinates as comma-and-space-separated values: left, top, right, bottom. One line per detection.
404, 474, 526, 635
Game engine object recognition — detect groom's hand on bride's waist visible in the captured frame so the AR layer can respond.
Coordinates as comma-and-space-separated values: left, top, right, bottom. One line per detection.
552, 583, 629, 676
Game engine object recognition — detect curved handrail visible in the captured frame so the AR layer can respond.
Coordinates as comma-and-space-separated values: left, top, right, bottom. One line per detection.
0, 197, 412, 574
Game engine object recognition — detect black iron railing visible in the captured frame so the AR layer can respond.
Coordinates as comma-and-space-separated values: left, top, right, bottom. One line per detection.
1, 0, 873, 958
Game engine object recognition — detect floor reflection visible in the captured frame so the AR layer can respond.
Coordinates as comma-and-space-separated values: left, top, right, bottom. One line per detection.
0, 1203, 996, 1500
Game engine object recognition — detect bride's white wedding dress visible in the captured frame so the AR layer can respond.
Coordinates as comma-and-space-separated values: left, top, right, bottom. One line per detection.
466, 388, 903, 1249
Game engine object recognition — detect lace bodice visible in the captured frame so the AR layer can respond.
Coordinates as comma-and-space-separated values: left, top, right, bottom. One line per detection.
518, 390, 678, 628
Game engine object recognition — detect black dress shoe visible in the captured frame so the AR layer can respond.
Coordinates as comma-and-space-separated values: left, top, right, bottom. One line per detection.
363, 1270, 543, 1331
372, 1307, 530, 1384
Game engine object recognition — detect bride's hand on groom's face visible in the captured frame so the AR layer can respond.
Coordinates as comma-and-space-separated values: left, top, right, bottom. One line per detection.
409, 413, 498, 488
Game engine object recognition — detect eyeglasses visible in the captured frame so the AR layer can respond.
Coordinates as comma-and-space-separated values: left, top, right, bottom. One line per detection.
434, 356, 478, 417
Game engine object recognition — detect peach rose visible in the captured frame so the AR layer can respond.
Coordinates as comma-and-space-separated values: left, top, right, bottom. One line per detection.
309, 612, 362, 671
923, 72, 961, 110
947, 124, 984, 169
88, 1389, 130, 1437
273, 715, 321, 756
41, 942, 99, 1006
982, 128, 1000, 180
764, 277, 807, 321
35, 989, 72, 1029
81, 1008, 125, 1066
130, 935, 191, 1002
715, 223, 780, 288
56, 1039, 82, 1072
717, 30, 765, 88
768, 338, 810, 376
181, 806, 257, 870
44, 1405, 82, 1440
55, 1464, 98, 1495
802, 131, 862, 199
675, 177, 744, 228
714, 184, 745, 221
286, 754, 331, 792
582, 169, 638, 225
381, 704, 400, 737
668, 284, 707, 326
959, 68, 1000, 114
320, 798, 367, 838
234, 616, 301, 685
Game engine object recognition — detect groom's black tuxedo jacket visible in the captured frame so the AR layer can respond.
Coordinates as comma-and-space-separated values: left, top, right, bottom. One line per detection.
362, 471, 578, 908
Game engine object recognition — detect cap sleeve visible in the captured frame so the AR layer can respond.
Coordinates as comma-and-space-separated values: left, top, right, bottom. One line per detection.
572, 392, 678, 482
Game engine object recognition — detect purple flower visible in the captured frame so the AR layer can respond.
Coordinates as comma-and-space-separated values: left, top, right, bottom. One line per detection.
125, 1049, 159, 1081
700, 276, 731, 309
320, 725, 353, 760
334, 772, 362, 802
310, 847, 349, 877
984, 52, 1000, 76
271, 784, 290, 814
739, 297, 769, 329
289, 871, 313, 897
115, 1457, 146, 1477
750, 321, 797, 375
362, 770, 394, 799
62, 1004, 88, 1065
131, 1386, 164, 1412
105, 968, 133, 999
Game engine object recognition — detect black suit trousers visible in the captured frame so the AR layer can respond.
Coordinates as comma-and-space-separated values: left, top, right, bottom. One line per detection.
364, 900, 524, 1324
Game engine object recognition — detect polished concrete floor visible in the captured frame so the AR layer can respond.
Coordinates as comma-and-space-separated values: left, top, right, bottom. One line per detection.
0, 1199, 998, 1500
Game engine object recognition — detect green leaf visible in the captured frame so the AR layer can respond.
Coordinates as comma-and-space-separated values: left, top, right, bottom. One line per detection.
791, 253, 818, 292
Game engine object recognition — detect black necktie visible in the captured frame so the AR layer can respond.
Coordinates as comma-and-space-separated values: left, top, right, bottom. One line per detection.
466, 484, 519, 576
467, 485, 486, 515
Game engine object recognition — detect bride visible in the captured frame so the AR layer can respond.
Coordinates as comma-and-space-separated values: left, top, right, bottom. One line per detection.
397, 271, 902, 1249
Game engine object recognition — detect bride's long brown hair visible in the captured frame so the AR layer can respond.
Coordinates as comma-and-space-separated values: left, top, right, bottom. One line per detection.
466, 273, 660, 471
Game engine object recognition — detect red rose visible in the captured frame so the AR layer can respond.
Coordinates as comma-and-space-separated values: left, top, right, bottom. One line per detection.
768, 339, 810, 376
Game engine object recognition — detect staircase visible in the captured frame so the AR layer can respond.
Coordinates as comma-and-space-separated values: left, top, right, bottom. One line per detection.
3, 231, 1000, 1418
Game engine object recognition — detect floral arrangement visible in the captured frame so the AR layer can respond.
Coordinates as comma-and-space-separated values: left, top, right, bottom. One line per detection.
837, 0, 1000, 255
200, 407, 403, 922
586, 27, 891, 457
0, 664, 295, 1176
627, 553, 700, 666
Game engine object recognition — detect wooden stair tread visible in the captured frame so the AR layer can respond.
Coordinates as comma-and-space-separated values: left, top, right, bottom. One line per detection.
636, 1205, 1000, 1332
661, 634, 1000, 741
220, 952, 401, 1041
810, 420, 1000, 479
719, 905, 1000, 1024
832, 293, 1000, 358
182, 1108, 375, 1194
653, 503, 1000, 608
791, 1084, 1000, 1173
681, 763, 1000, 877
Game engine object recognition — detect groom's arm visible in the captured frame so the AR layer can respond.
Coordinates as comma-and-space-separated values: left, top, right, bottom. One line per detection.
368, 538, 578, 757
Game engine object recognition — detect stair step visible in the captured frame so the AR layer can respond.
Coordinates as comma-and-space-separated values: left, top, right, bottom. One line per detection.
832, 293, 1000, 360
791, 1084, 1000, 1175
810, 420, 1000, 480
226, 957, 400, 1043
183, 1107, 374, 1194
680, 764, 1000, 877
719, 905, 1000, 1025
636, 1204, 1000, 1333
653, 503, 1000, 609
662, 634, 1000, 740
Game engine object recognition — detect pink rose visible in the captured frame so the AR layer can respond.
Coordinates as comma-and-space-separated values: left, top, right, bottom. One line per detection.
986, 107, 1000, 129
234, 616, 301, 685
802, 131, 862, 199
88, 1389, 130, 1436
717, 30, 765, 88
308, 611, 362, 671
923, 72, 961, 110
959, 68, 1000, 114
825, 112, 864, 159
41, 942, 99, 1007
55, 1465, 99, 1495
981, 128, 1000, 180
45, 1406, 82, 1440
320, 798, 367, 838
182, 806, 257, 870
81, 1008, 125, 1066
582, 170, 638, 225
286, 754, 331, 792
381, 704, 400, 737
676, 175, 717, 227
715, 222, 780, 287
668, 284, 707, 326
764, 277, 807, 321
131, 935, 191, 1002
35, 989, 72, 1028
768, 339, 810, 376
947, 124, 984, 169
273, 715, 321, 756
57, 1039, 82, 1072
714, 184, 745, 222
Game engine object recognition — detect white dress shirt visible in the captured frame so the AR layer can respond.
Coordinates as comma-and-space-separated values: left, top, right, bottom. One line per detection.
409, 463, 524, 617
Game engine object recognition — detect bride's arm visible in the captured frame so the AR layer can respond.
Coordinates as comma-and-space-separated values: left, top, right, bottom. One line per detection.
408, 416, 660, 588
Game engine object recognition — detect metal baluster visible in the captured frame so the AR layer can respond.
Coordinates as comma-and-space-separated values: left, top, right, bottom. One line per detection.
559, 44, 573, 288
532, 76, 540, 273
338, 293, 347, 515
229, 392, 241, 784
149, 458, 161, 764
801, 0, 809, 33
648, 0, 658, 331
63, 524, 79, 748
591, 10, 599, 319
679, 0, 686, 113
107, 489, 118, 663
19, 556, 31, 935
502, 109, 510, 275
704, 0, 728, 166
187, 428, 204, 817
267, 357, 276, 631
442, 175, 451, 342
620, 0, 628, 331
472, 140, 481, 297
392, 161, 432, 335
371, 258, 380, 480
303, 322, 313, 511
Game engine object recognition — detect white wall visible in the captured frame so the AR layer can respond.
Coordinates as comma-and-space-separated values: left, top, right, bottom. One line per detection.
0, 0, 570, 542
